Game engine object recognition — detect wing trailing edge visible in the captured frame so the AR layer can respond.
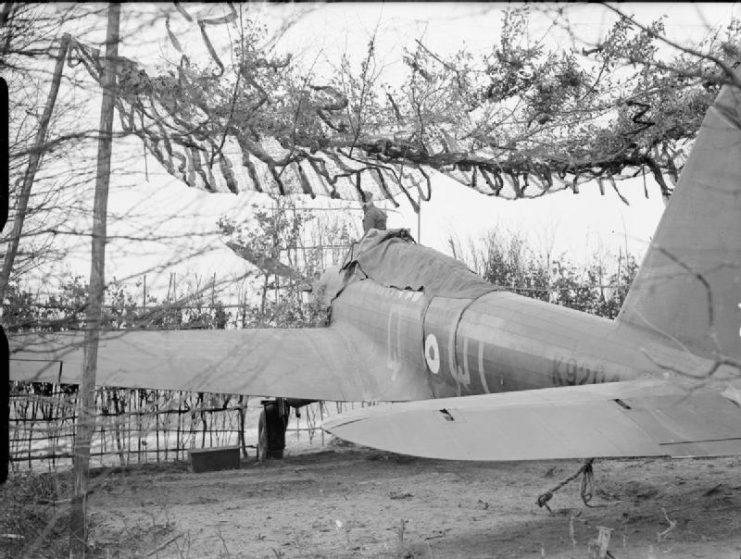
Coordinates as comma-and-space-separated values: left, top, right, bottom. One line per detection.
323, 380, 741, 461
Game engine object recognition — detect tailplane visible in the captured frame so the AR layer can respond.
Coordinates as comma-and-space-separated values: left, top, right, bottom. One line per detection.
618, 72, 741, 362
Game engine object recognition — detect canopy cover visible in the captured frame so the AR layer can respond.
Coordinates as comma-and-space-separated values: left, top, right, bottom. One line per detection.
341, 229, 498, 299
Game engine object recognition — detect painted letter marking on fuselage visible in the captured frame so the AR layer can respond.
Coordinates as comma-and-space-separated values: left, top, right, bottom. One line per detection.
477, 340, 492, 393
387, 307, 403, 381
551, 356, 616, 386
462, 337, 491, 394
448, 325, 471, 390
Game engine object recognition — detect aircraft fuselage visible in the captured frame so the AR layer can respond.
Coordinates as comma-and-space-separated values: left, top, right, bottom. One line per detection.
328, 276, 695, 400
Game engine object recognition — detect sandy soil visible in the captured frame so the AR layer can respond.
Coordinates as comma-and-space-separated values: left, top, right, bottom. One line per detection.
80, 442, 741, 559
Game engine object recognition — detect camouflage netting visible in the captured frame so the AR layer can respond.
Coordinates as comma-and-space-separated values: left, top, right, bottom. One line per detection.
69, 36, 432, 211
64, 4, 706, 207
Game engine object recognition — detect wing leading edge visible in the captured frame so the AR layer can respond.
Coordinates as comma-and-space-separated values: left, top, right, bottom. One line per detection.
323, 380, 741, 461
9, 327, 432, 402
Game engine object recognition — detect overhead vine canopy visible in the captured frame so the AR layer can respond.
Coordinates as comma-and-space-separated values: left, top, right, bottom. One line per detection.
67, 5, 741, 207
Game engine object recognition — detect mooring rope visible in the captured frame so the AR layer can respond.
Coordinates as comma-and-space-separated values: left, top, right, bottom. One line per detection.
536, 458, 595, 512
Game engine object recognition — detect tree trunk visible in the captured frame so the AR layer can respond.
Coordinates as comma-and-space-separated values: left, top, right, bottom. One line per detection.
69, 4, 120, 557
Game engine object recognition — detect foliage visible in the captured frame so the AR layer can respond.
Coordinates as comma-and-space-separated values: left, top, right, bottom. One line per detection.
6, 194, 353, 332
100, 4, 741, 203
218, 196, 347, 328
549, 254, 640, 319
466, 234, 551, 301
455, 229, 639, 319
3, 273, 232, 333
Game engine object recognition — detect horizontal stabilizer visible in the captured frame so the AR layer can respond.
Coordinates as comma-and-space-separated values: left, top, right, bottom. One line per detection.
323, 380, 741, 461
9, 328, 431, 402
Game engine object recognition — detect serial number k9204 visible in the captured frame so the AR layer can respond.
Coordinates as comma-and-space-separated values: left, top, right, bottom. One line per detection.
551, 356, 620, 386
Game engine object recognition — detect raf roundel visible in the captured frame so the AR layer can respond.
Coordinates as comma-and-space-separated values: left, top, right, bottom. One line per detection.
424, 334, 440, 374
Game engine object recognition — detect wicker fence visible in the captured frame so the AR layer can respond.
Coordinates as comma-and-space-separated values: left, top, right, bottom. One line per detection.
8, 382, 354, 471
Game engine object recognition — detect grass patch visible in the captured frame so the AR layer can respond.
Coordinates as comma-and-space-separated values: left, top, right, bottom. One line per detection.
0, 470, 75, 558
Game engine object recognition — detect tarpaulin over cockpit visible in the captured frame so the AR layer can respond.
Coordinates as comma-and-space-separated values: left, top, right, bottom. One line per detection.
340, 229, 498, 299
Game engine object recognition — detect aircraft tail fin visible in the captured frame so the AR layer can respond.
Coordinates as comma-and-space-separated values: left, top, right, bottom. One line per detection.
617, 74, 741, 362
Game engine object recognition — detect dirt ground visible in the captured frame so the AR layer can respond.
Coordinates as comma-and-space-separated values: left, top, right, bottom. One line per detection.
57, 441, 740, 559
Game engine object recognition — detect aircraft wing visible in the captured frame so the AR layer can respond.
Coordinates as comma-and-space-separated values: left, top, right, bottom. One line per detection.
9, 327, 432, 402
323, 380, 741, 460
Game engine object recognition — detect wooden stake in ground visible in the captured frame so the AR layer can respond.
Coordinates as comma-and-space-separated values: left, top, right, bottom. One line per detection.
69, 4, 121, 557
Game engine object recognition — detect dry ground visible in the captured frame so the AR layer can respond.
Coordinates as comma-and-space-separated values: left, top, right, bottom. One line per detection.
3, 443, 740, 558
58, 444, 741, 559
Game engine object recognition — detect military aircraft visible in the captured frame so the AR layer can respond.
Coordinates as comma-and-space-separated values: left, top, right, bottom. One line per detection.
8, 70, 741, 464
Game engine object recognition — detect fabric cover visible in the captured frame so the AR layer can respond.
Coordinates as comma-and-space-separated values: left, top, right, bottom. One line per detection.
341, 228, 498, 299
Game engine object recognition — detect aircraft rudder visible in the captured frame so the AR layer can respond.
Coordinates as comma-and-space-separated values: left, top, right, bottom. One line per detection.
618, 77, 741, 363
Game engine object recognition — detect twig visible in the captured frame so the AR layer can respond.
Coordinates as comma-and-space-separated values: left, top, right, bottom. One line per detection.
146, 533, 183, 557
657, 507, 677, 541
600, 3, 741, 90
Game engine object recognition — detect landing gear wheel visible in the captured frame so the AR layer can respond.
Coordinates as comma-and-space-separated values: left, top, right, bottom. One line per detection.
257, 400, 289, 461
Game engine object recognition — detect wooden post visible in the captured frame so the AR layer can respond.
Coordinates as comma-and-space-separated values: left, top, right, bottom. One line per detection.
136, 394, 142, 463
155, 392, 161, 463
176, 394, 183, 461
319, 402, 324, 446
69, 4, 120, 557
237, 395, 247, 458
416, 191, 422, 243
113, 391, 124, 467
0, 34, 71, 302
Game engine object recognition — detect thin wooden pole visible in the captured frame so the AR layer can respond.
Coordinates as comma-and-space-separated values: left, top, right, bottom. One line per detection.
155, 391, 161, 463
319, 402, 324, 446
237, 395, 247, 458
416, 191, 422, 243
176, 394, 183, 461
136, 393, 142, 463
127, 393, 132, 465
113, 391, 124, 466
0, 34, 71, 302
69, 5, 120, 557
